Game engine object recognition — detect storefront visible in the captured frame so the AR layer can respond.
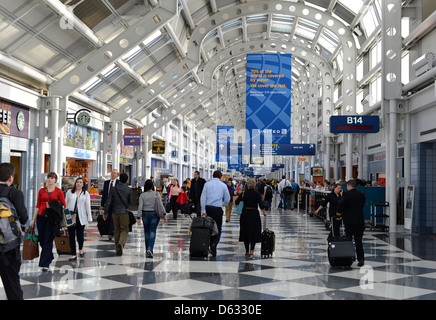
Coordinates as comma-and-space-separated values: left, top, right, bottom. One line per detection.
63, 120, 100, 192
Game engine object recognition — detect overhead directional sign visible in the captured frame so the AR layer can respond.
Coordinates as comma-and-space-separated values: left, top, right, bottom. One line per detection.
260, 143, 316, 156
330, 115, 380, 133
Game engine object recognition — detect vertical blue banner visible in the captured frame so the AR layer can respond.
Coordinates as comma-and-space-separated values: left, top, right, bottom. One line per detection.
246, 53, 292, 145
216, 126, 234, 162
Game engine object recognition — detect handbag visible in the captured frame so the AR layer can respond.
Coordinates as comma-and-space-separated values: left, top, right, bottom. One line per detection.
22, 226, 39, 261
235, 192, 245, 215
154, 192, 166, 218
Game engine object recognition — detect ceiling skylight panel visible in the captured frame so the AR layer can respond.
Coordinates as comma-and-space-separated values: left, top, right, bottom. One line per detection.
338, 0, 363, 14
246, 14, 268, 25
318, 28, 339, 53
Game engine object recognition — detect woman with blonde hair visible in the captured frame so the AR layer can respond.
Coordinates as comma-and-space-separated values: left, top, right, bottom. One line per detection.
235, 178, 267, 259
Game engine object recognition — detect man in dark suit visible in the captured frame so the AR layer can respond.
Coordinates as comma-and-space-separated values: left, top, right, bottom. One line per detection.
100, 169, 119, 239
336, 179, 366, 267
189, 171, 206, 217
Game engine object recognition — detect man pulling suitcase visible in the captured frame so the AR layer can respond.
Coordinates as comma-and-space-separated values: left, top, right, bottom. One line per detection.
336, 179, 366, 267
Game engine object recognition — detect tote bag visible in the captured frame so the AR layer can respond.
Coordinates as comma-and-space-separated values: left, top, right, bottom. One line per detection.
154, 192, 166, 218
235, 192, 245, 215
22, 226, 39, 260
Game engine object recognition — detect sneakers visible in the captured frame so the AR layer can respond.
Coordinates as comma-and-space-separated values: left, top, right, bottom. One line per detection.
146, 250, 154, 258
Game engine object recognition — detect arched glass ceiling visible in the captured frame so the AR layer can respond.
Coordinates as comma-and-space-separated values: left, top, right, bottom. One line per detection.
0, 0, 390, 128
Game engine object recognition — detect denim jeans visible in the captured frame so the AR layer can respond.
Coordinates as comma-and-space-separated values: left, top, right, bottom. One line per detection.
142, 211, 160, 253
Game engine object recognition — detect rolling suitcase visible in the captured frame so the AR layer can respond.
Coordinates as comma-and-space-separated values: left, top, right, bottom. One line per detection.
261, 216, 275, 258
55, 230, 72, 255
327, 217, 356, 267
189, 228, 210, 258
189, 216, 213, 258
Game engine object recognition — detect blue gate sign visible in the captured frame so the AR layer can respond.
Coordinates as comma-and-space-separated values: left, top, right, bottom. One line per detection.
330, 115, 380, 133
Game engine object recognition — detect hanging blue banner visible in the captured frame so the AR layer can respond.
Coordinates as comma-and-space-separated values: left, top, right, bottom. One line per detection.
246, 53, 292, 145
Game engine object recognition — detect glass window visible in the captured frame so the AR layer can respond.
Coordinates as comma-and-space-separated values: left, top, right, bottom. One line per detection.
362, 6, 377, 36
370, 40, 381, 70
370, 75, 381, 106
356, 59, 363, 82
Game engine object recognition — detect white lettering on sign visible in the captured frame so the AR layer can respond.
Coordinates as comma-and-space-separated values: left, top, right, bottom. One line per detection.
0, 110, 11, 124
347, 116, 363, 124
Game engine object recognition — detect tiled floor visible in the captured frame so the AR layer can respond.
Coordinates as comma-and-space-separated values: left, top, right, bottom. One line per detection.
6, 201, 436, 300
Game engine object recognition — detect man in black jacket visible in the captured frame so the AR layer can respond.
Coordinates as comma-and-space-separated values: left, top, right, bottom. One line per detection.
104, 173, 132, 256
336, 179, 366, 267
189, 171, 206, 217
0, 163, 28, 300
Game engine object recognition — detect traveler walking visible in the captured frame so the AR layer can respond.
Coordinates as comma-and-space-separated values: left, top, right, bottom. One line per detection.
168, 178, 180, 220
314, 183, 343, 238
336, 179, 366, 267
189, 171, 206, 217
65, 177, 93, 261
225, 179, 235, 223
103, 173, 132, 256
278, 176, 292, 209
100, 169, 119, 240
138, 179, 167, 258
31, 172, 66, 272
262, 180, 273, 210
235, 178, 267, 259
200, 170, 230, 257
0, 163, 28, 300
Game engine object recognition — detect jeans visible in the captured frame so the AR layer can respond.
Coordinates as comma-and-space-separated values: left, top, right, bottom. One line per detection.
37, 214, 54, 268
142, 211, 160, 253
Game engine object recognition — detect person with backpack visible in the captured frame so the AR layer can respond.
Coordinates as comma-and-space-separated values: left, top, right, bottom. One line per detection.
31, 172, 66, 272
263, 181, 273, 210
0, 163, 28, 300
278, 176, 293, 210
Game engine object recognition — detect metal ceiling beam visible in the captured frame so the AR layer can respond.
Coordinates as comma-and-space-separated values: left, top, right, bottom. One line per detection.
49, 0, 178, 97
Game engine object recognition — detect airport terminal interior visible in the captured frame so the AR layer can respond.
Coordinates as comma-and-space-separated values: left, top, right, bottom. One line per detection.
0, 0, 436, 301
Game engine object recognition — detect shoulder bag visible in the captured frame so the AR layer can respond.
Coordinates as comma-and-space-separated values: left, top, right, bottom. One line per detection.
235, 192, 245, 215
154, 192, 166, 218
114, 187, 136, 231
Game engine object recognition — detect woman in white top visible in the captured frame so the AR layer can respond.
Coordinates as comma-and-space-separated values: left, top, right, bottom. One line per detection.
65, 177, 93, 261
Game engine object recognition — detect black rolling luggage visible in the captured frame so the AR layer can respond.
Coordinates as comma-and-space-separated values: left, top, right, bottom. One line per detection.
327, 217, 356, 267
189, 216, 214, 258
261, 216, 275, 258
189, 228, 210, 258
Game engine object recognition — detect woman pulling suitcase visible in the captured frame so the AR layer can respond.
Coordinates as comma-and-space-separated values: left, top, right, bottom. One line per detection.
235, 178, 267, 259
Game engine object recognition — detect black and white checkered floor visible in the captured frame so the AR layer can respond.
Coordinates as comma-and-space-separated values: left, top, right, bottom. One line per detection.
8, 203, 436, 300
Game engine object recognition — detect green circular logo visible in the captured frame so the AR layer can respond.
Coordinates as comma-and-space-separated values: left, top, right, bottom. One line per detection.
75, 110, 91, 126
17, 111, 25, 131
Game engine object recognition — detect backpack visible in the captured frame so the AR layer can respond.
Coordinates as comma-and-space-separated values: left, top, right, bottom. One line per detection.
265, 186, 273, 199
0, 187, 22, 252
282, 181, 294, 195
